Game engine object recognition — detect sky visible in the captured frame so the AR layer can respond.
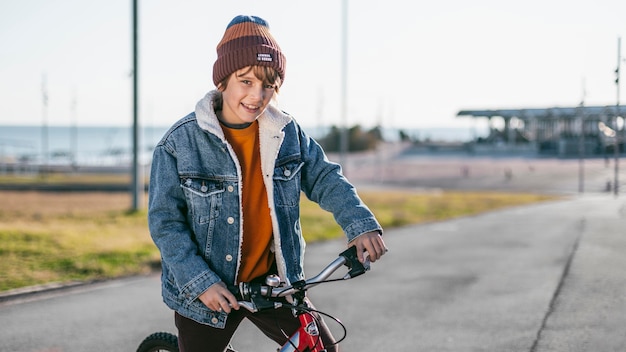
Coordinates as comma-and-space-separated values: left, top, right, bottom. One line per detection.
1, 0, 626, 131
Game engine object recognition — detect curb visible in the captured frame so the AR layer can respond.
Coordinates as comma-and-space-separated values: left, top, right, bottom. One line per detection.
0, 280, 101, 305
0, 273, 160, 306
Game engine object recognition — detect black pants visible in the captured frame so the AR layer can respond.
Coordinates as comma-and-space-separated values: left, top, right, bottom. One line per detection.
175, 302, 338, 352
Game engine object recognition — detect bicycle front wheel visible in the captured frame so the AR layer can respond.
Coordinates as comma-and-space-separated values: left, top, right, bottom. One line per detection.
136, 332, 179, 352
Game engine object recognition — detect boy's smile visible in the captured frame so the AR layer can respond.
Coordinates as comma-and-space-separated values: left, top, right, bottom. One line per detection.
218, 67, 276, 125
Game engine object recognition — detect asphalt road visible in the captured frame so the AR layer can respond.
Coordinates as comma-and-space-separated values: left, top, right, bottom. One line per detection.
2, 193, 626, 351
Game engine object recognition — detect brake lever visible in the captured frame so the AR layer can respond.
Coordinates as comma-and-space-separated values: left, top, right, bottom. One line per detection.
237, 301, 259, 313
237, 282, 283, 312
340, 246, 370, 279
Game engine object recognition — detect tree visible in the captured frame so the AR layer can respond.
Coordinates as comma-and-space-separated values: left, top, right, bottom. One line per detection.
318, 124, 383, 152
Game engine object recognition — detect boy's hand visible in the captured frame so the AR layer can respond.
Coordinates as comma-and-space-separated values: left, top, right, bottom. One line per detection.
199, 282, 240, 314
350, 231, 388, 263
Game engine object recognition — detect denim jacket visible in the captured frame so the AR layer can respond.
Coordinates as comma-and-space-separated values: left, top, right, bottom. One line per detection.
148, 90, 382, 327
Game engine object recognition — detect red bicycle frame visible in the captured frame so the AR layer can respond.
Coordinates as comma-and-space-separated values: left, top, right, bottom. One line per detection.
278, 312, 325, 352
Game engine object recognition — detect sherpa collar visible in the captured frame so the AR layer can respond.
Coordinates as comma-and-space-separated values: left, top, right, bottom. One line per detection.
194, 90, 292, 140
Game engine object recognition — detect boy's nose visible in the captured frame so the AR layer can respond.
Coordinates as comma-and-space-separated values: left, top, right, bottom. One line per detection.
253, 90, 263, 100
249, 86, 266, 101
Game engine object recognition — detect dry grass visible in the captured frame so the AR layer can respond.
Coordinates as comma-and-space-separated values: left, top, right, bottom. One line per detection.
300, 189, 558, 241
0, 191, 156, 291
0, 190, 139, 218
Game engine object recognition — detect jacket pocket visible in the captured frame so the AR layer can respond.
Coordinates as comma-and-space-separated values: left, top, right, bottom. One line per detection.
180, 177, 224, 224
273, 159, 304, 207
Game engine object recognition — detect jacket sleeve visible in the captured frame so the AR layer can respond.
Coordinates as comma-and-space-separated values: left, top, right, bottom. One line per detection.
148, 143, 222, 302
296, 124, 383, 242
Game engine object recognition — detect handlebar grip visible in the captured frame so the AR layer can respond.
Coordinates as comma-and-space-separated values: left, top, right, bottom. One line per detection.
340, 246, 370, 279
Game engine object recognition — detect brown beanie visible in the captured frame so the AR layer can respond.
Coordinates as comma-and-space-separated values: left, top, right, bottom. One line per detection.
213, 15, 286, 87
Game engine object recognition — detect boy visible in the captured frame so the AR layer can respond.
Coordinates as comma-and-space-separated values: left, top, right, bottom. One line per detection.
148, 15, 387, 352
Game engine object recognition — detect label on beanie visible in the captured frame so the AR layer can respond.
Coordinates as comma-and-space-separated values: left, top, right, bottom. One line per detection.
257, 53, 273, 62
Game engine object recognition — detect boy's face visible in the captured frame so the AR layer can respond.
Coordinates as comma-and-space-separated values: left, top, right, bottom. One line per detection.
219, 67, 276, 125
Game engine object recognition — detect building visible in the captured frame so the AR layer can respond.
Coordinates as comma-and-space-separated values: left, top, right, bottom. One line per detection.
457, 106, 626, 156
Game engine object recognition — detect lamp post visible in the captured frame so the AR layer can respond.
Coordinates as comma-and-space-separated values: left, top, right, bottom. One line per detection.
41, 74, 48, 179
339, 0, 349, 172
131, 0, 142, 210
614, 37, 621, 197
578, 99, 585, 194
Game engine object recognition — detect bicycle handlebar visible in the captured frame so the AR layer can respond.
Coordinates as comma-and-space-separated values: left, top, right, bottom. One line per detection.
236, 246, 370, 312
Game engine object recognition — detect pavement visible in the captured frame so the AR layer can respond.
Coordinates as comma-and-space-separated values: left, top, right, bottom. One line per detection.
1, 193, 626, 351
308, 193, 626, 351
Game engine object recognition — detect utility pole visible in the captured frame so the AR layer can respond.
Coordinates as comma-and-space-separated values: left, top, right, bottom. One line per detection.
71, 89, 78, 168
131, 0, 142, 210
614, 37, 621, 197
339, 0, 349, 172
41, 73, 48, 179
578, 79, 586, 194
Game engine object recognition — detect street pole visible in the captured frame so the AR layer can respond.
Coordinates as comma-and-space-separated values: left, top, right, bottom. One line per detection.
578, 78, 587, 194
339, 0, 349, 172
71, 89, 78, 168
131, 0, 142, 210
41, 73, 48, 179
578, 101, 585, 194
614, 37, 621, 197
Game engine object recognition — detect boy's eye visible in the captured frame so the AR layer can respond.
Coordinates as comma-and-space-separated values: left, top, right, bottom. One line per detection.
264, 84, 276, 90
241, 80, 251, 85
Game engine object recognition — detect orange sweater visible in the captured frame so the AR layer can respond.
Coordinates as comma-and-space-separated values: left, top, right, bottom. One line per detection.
221, 121, 274, 283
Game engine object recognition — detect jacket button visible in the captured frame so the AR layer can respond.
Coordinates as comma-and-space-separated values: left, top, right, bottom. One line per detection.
227, 185, 234, 192
227, 217, 234, 224
225, 254, 233, 261
283, 169, 291, 177
201, 185, 208, 192
211, 317, 219, 324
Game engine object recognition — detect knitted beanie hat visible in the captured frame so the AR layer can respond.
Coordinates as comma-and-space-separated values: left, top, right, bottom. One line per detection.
213, 15, 286, 87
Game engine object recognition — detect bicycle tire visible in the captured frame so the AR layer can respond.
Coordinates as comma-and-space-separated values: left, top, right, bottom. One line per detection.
136, 331, 179, 352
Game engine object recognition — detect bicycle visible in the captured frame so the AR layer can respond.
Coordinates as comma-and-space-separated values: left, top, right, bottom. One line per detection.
136, 246, 371, 352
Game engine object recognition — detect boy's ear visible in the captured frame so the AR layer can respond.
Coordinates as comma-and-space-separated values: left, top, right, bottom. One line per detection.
216, 83, 225, 92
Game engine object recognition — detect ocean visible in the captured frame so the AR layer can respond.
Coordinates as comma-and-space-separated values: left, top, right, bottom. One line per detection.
0, 125, 168, 166
0, 124, 480, 166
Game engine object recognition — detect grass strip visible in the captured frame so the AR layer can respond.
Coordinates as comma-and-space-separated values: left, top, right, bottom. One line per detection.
0, 190, 557, 292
